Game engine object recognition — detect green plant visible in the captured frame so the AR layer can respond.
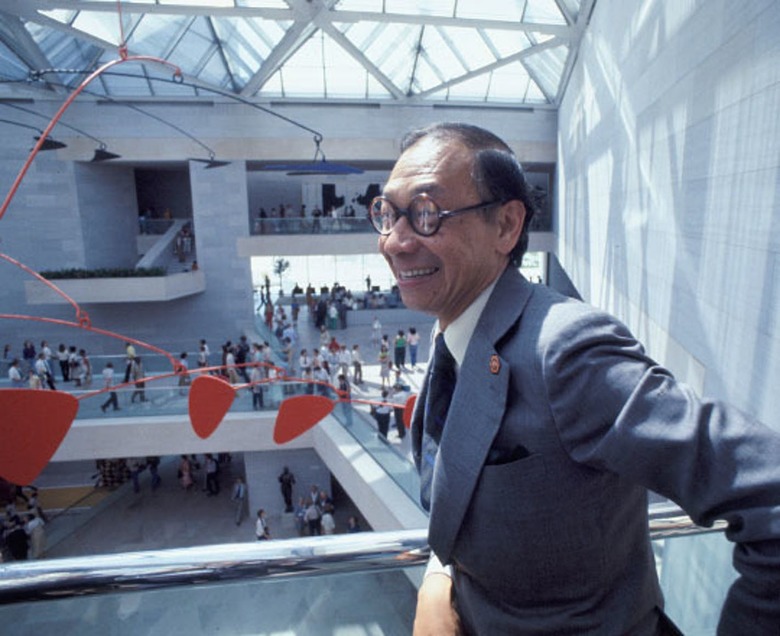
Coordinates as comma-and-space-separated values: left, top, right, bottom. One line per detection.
273, 258, 290, 293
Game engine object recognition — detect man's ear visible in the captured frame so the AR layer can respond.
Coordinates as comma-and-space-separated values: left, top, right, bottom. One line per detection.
496, 200, 525, 256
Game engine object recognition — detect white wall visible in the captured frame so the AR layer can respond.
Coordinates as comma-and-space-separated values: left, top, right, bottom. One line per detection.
75, 163, 139, 269
557, 0, 779, 427
557, 1, 779, 632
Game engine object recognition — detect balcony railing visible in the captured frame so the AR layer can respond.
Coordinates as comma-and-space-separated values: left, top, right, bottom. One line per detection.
0, 510, 725, 604
247, 210, 552, 237
24, 270, 205, 304
250, 216, 373, 235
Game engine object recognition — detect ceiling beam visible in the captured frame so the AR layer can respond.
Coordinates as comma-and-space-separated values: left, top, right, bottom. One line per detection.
206, 16, 238, 93
240, 0, 338, 98
314, 10, 571, 38
555, 0, 597, 104
0, 12, 55, 73
317, 20, 404, 100
9, 1, 293, 21
239, 21, 315, 97
414, 37, 564, 100
14, 1, 571, 37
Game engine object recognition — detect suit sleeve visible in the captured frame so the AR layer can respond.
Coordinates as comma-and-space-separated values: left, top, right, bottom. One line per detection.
538, 306, 780, 632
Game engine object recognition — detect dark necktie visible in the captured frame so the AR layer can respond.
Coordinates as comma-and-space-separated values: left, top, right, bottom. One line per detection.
419, 332, 457, 510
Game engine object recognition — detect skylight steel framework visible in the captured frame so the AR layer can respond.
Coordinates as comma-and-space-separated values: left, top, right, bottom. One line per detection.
0, 0, 596, 108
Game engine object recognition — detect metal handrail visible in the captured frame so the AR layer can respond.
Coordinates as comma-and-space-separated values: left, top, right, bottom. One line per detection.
0, 510, 726, 604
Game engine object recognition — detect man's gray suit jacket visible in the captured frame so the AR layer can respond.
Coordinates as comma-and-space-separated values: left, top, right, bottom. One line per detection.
412, 266, 780, 634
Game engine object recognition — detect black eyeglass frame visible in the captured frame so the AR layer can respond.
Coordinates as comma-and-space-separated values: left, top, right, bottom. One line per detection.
367, 193, 502, 237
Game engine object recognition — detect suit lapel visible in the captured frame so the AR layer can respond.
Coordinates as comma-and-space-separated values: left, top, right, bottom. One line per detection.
427, 267, 533, 563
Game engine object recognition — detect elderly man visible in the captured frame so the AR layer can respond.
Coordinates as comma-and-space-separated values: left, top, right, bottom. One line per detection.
371, 122, 780, 634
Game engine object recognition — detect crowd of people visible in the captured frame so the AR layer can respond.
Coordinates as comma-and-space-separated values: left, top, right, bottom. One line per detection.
3, 340, 93, 390
289, 483, 362, 538
1, 485, 47, 561
173, 222, 194, 263
252, 202, 366, 235
2, 291, 420, 560
3, 320, 420, 409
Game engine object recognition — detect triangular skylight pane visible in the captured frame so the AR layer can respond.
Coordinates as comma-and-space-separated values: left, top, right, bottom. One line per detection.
214, 17, 272, 73
560, 0, 581, 22
437, 27, 495, 70
486, 61, 531, 102
323, 34, 370, 98
524, 0, 567, 25
36, 10, 77, 25
446, 72, 491, 101
413, 55, 445, 93
162, 0, 234, 7
100, 70, 153, 96
385, 1, 455, 17
24, 24, 102, 87
334, 0, 386, 12
366, 73, 392, 99
278, 34, 325, 97
167, 17, 215, 72
259, 70, 283, 97
236, 0, 289, 7
456, 0, 526, 21
524, 43, 566, 98
531, 32, 557, 45
148, 72, 200, 96
0, 41, 30, 79
132, 14, 193, 58
244, 17, 288, 51
211, 18, 277, 87
420, 28, 465, 81
482, 29, 533, 58
525, 79, 547, 103
361, 23, 420, 87
72, 11, 123, 45
199, 50, 231, 88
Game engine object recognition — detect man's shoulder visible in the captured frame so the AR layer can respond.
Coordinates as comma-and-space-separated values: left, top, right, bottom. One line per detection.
476, 270, 620, 356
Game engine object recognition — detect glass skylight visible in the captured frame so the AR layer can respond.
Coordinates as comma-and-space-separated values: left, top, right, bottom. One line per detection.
2, 0, 586, 107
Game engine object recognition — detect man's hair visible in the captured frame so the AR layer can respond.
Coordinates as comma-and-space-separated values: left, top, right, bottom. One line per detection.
399, 122, 538, 264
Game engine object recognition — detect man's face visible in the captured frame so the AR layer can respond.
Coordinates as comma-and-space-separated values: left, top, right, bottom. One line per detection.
379, 137, 515, 330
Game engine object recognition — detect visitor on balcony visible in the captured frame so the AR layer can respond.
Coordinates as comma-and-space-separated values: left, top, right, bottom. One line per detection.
130, 357, 146, 403
56, 343, 69, 382
123, 341, 136, 384
351, 344, 363, 386
99, 362, 119, 413
407, 326, 420, 370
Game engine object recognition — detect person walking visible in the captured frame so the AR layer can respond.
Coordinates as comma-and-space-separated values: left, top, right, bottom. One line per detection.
100, 362, 120, 413
278, 466, 296, 513
255, 509, 270, 540
393, 329, 407, 370
205, 454, 220, 496
146, 456, 161, 490
351, 344, 363, 385
231, 477, 247, 525
407, 326, 420, 370
372, 390, 392, 440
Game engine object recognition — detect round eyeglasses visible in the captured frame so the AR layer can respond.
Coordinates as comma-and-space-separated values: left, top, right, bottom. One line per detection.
368, 193, 501, 237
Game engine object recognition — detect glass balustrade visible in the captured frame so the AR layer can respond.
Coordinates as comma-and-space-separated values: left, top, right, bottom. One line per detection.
0, 517, 729, 634
250, 216, 373, 236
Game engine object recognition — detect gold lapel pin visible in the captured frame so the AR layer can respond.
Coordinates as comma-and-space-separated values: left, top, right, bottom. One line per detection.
489, 354, 501, 375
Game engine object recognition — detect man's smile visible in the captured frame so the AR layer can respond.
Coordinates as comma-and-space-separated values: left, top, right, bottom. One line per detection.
397, 267, 439, 280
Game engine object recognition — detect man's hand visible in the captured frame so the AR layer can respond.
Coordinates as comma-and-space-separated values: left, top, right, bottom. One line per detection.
413, 572, 461, 635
